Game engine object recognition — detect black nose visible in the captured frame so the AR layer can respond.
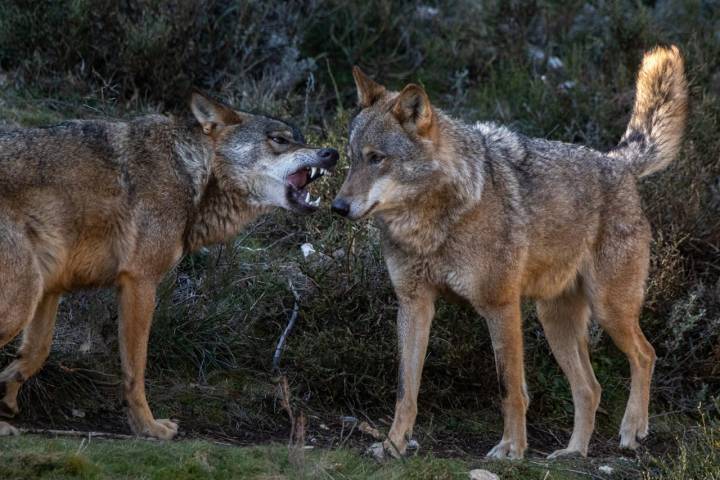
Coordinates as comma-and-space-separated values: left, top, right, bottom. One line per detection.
318, 148, 339, 166
331, 198, 350, 217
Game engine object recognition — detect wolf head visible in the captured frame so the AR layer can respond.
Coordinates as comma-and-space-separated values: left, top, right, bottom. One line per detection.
331, 67, 446, 220
191, 91, 338, 213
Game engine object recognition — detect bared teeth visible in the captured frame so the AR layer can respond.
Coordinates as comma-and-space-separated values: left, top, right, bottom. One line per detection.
305, 192, 311, 203
310, 167, 317, 178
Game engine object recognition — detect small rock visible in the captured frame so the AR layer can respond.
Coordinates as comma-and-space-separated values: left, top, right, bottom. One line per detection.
300, 243, 316, 259
548, 56, 564, 71
407, 438, 420, 451
469, 469, 500, 480
559, 80, 577, 91
358, 421, 383, 440
319, 423, 329, 430
71, 409, 85, 418
341, 416, 358, 424
416, 5, 439, 20
599, 465, 614, 475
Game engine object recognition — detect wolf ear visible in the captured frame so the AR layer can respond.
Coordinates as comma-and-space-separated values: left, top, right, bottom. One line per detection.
190, 90, 244, 135
352, 66, 386, 108
392, 84, 435, 137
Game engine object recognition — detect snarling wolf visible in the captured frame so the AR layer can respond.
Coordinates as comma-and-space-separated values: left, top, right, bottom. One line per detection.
0, 91, 337, 439
333, 46, 687, 459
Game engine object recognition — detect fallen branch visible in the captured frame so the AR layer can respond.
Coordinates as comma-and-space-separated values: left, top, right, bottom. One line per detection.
20, 428, 235, 447
19, 428, 158, 441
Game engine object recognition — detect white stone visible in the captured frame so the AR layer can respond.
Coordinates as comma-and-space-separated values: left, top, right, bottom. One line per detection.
300, 243, 316, 259
548, 56, 564, 70
469, 469, 500, 480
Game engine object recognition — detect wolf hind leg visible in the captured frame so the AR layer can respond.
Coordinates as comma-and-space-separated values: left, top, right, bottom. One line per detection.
0, 293, 61, 417
537, 285, 601, 458
591, 245, 655, 450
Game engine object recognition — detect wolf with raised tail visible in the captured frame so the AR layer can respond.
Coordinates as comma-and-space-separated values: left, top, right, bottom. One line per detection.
0, 91, 337, 439
332, 46, 687, 459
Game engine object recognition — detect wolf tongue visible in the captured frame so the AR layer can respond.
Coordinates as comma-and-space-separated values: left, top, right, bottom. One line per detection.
287, 169, 308, 189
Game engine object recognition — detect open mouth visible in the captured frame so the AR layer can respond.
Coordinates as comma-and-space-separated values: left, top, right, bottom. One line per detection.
285, 166, 332, 212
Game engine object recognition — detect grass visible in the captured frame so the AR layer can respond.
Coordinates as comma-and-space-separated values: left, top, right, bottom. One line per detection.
0, 436, 472, 480
4, 427, 717, 479
0, 434, 661, 479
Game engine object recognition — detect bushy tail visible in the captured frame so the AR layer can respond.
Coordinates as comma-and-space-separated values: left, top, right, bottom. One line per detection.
609, 45, 688, 178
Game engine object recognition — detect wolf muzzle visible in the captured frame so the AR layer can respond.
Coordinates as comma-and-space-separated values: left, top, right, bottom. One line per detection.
331, 198, 351, 217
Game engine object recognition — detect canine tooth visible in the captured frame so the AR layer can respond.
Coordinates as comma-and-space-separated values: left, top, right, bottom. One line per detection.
305, 192, 311, 203
320, 168, 328, 176
310, 167, 317, 178
310, 196, 321, 207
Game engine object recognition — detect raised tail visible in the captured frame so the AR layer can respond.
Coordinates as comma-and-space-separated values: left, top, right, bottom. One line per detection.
609, 45, 688, 178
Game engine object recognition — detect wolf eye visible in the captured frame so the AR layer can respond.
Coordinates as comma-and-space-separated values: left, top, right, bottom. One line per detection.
270, 136, 288, 145
367, 152, 385, 164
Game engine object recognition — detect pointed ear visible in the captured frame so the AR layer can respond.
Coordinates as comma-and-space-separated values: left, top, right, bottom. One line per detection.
352, 66, 386, 108
190, 90, 243, 135
392, 84, 434, 136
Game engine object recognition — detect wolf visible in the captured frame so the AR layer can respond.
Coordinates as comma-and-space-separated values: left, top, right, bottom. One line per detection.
0, 91, 337, 439
332, 46, 687, 459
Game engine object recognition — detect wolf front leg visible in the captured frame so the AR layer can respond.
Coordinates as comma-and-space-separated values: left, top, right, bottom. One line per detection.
481, 302, 528, 459
376, 287, 436, 460
118, 276, 178, 440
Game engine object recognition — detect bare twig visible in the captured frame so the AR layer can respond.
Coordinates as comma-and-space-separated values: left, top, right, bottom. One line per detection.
272, 280, 301, 372
272, 279, 307, 463
278, 375, 295, 445
288, 412, 306, 469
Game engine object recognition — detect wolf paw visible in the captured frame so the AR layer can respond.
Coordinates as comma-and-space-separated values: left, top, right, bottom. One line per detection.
0, 399, 18, 419
367, 442, 387, 462
138, 419, 178, 440
366, 438, 417, 462
619, 413, 648, 450
547, 448, 585, 459
0, 421, 19, 436
486, 439, 524, 460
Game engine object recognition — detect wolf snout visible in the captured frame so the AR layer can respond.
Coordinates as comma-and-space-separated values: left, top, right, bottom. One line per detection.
317, 147, 339, 166
331, 198, 351, 217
